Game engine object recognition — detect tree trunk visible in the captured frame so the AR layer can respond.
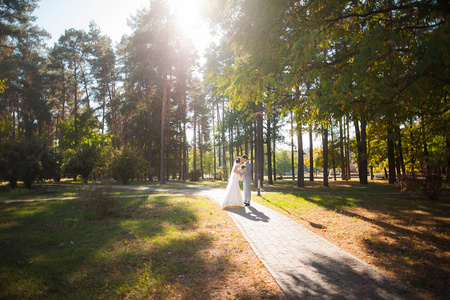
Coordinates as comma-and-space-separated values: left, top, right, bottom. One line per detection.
217, 103, 221, 167
273, 125, 277, 181
354, 116, 368, 184
229, 122, 234, 167
222, 102, 226, 177
446, 138, 450, 182
146, 100, 153, 181
309, 123, 314, 181
394, 124, 405, 176
259, 112, 264, 188
81, 67, 90, 109
254, 118, 260, 189
165, 75, 172, 182
106, 82, 117, 149
291, 112, 295, 180
251, 121, 254, 181
178, 122, 182, 180
360, 116, 368, 184
387, 121, 396, 184
199, 122, 204, 179
159, 73, 167, 184
346, 117, 351, 180
73, 58, 79, 148
212, 105, 217, 180
340, 118, 345, 180
331, 123, 336, 181
183, 118, 187, 180
297, 122, 305, 187
193, 110, 197, 172
267, 116, 273, 185
255, 103, 264, 189
323, 127, 329, 187
421, 115, 429, 172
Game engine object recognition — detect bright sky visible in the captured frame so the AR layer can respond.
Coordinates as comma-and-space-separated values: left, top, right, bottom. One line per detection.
33, 0, 211, 56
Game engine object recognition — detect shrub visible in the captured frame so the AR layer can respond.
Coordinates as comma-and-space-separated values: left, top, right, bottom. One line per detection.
395, 174, 418, 193
396, 166, 444, 201
0, 136, 54, 188
63, 143, 103, 183
420, 166, 443, 201
76, 184, 117, 219
111, 147, 147, 184
188, 170, 202, 181
217, 165, 229, 181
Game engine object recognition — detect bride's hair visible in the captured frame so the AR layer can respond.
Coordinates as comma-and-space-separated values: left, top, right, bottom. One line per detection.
235, 157, 241, 163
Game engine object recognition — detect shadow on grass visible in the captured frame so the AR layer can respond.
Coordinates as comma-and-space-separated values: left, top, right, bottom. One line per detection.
0, 196, 266, 299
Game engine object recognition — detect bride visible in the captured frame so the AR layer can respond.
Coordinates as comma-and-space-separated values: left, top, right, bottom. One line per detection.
221, 157, 244, 208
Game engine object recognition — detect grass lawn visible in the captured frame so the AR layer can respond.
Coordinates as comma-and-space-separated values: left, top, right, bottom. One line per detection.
0, 181, 197, 202
0, 193, 285, 299
255, 179, 450, 300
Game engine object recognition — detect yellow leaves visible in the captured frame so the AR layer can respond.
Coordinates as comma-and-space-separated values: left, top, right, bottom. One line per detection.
0, 78, 7, 93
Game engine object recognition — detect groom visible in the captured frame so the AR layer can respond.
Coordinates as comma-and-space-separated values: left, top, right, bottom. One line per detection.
240, 155, 252, 206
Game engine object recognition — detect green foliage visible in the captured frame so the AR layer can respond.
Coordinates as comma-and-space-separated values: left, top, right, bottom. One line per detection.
15, 137, 45, 189
216, 165, 229, 181
188, 170, 202, 182
274, 150, 291, 176
206, 0, 449, 184
58, 109, 102, 151
63, 142, 104, 183
0, 131, 58, 188
112, 147, 147, 184
38, 147, 62, 182
59, 108, 112, 183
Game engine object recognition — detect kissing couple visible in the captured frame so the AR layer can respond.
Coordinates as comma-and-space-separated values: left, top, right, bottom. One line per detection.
221, 154, 252, 208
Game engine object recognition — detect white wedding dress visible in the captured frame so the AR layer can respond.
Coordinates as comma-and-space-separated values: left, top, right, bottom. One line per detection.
221, 163, 244, 208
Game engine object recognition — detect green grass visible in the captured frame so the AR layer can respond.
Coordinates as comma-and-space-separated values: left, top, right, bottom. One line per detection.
0, 181, 197, 201
0, 185, 80, 200
259, 179, 441, 210
0, 195, 228, 299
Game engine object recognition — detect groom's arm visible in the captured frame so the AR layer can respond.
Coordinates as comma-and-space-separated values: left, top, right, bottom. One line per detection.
243, 163, 251, 176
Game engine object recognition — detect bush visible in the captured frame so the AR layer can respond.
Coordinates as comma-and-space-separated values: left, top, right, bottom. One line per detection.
0, 136, 54, 188
76, 184, 118, 219
217, 165, 229, 181
396, 166, 444, 201
420, 166, 443, 201
188, 170, 202, 181
38, 146, 62, 182
111, 147, 147, 184
395, 174, 418, 193
63, 143, 103, 183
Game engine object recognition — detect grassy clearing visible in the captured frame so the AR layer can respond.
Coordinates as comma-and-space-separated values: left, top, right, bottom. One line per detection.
0, 180, 203, 201
0, 185, 80, 200
0, 195, 285, 299
256, 179, 450, 300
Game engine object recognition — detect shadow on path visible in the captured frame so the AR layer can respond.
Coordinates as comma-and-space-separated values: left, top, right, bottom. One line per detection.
226, 206, 270, 223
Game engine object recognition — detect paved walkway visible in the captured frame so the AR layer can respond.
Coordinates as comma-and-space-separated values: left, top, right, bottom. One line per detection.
190, 185, 425, 300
